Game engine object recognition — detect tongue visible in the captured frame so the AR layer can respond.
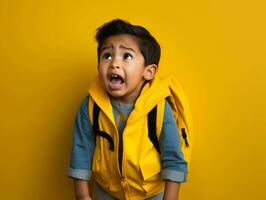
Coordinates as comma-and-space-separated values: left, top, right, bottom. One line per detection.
110, 77, 123, 85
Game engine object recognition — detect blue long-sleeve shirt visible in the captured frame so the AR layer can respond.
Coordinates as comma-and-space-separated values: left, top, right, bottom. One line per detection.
68, 96, 187, 182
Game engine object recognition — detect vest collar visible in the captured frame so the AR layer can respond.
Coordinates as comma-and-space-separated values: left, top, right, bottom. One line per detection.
88, 76, 171, 124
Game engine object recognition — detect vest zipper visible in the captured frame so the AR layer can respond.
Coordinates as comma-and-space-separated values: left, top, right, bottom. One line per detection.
118, 131, 123, 175
118, 127, 130, 199
114, 109, 131, 199
119, 131, 131, 199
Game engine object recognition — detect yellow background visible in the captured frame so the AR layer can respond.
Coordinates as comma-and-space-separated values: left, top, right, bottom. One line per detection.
1, 0, 265, 199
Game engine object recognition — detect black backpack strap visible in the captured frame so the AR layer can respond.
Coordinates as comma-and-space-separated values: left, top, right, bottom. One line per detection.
181, 128, 189, 147
148, 105, 161, 153
148, 102, 190, 153
92, 103, 114, 151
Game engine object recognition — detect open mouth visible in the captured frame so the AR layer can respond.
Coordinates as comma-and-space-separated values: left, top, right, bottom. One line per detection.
109, 74, 124, 85
108, 74, 125, 89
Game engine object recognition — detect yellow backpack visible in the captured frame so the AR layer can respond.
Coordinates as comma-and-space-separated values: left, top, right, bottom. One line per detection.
147, 77, 193, 165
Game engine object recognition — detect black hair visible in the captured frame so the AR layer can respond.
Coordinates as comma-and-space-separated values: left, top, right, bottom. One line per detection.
95, 19, 161, 66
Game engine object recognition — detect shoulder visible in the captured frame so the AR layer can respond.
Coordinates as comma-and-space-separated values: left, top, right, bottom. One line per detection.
164, 100, 172, 113
163, 100, 175, 123
79, 95, 90, 112
76, 95, 90, 120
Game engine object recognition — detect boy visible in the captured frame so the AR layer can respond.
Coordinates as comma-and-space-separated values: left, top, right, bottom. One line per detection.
68, 19, 188, 200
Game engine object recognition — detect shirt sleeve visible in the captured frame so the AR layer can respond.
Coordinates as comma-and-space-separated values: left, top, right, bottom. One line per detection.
159, 100, 188, 183
67, 96, 95, 180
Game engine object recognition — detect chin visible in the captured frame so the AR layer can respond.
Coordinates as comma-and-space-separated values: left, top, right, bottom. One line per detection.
107, 90, 124, 98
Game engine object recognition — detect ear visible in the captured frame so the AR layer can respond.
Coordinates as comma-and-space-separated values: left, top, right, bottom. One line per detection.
143, 64, 158, 81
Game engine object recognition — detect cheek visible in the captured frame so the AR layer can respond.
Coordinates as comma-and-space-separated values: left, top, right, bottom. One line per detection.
98, 69, 106, 82
98, 64, 107, 74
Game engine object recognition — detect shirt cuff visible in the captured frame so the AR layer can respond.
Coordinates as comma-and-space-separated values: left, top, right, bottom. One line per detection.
161, 168, 187, 183
67, 167, 91, 180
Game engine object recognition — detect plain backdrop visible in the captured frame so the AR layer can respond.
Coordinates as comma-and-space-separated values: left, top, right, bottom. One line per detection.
0, 0, 265, 199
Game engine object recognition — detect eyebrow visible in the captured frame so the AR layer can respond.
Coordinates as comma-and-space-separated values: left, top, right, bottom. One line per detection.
101, 45, 136, 53
120, 45, 136, 53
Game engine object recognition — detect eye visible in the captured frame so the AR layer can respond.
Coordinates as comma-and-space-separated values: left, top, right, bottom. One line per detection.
123, 53, 133, 60
102, 53, 112, 60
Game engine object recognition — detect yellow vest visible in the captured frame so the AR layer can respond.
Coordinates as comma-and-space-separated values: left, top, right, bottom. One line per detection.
88, 76, 173, 199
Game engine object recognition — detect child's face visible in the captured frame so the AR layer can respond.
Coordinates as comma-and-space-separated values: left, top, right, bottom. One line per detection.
98, 34, 156, 104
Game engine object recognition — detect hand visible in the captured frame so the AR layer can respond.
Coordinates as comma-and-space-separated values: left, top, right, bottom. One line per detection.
163, 181, 180, 200
73, 179, 92, 200
76, 196, 92, 200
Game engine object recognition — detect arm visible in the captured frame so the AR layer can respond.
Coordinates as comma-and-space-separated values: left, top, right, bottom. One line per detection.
160, 101, 188, 199
73, 179, 92, 200
68, 96, 95, 199
163, 181, 180, 200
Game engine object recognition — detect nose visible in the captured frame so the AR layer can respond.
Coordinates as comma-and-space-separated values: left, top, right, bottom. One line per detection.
110, 64, 120, 69
109, 58, 120, 69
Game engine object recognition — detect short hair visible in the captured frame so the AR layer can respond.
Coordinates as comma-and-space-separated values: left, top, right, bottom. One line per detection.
95, 19, 161, 66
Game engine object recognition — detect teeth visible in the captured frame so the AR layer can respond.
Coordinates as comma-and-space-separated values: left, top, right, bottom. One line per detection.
110, 74, 124, 83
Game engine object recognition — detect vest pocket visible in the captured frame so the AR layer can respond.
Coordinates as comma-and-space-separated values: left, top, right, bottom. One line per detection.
139, 148, 161, 181
92, 143, 117, 193
139, 147, 163, 195
92, 141, 111, 179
